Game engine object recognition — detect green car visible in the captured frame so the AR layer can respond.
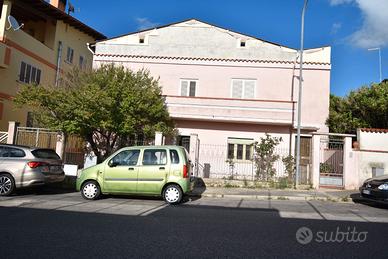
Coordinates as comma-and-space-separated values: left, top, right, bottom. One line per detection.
76, 145, 192, 204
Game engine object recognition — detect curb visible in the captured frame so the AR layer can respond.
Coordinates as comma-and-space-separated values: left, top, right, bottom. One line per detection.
190, 193, 354, 203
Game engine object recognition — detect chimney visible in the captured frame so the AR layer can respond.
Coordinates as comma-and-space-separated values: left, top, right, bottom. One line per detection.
50, 0, 67, 12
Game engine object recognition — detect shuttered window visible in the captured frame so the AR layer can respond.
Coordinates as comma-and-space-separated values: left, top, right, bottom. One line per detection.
180, 79, 197, 97
227, 138, 254, 161
19, 62, 41, 85
231, 79, 256, 99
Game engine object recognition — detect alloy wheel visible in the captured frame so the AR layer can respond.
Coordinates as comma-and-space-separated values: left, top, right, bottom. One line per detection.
0, 176, 12, 195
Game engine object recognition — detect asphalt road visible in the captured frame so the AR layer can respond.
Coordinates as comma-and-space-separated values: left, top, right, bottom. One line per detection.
1, 188, 388, 259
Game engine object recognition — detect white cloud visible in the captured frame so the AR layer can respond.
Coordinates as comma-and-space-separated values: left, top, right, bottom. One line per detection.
331, 22, 342, 34
135, 17, 159, 30
329, 0, 388, 48
329, 0, 353, 6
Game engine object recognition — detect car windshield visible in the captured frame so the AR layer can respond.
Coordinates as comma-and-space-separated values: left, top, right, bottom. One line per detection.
31, 149, 60, 160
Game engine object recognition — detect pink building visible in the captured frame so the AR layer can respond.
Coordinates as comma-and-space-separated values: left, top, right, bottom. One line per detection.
92, 19, 331, 181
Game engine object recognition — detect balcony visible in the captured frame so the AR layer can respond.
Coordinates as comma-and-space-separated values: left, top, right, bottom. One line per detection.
164, 95, 295, 125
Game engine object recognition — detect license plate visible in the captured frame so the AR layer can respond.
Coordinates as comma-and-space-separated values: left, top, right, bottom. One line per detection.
50, 165, 62, 172
362, 189, 371, 195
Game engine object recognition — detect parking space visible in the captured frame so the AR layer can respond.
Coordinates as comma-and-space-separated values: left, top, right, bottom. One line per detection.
1, 188, 388, 222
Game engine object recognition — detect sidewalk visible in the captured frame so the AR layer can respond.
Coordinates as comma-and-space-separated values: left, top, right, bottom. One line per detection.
190, 186, 359, 203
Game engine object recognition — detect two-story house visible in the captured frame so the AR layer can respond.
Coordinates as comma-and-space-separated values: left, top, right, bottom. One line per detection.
91, 19, 331, 180
0, 0, 106, 130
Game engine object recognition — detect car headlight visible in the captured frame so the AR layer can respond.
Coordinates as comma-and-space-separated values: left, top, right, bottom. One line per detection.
378, 183, 388, 190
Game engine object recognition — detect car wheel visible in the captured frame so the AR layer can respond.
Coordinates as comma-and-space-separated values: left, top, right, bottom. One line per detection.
81, 181, 101, 200
163, 184, 183, 205
0, 174, 15, 196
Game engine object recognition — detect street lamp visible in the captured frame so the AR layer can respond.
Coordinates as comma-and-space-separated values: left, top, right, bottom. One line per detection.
368, 47, 382, 83
295, 0, 308, 188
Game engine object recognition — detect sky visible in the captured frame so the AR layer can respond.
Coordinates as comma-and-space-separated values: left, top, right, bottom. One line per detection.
69, 0, 388, 96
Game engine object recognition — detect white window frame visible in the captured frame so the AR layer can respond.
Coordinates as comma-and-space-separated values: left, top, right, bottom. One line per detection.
179, 79, 198, 97
230, 78, 257, 99
227, 138, 254, 162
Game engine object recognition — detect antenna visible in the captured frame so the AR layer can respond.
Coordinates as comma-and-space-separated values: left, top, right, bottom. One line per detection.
6, 15, 24, 31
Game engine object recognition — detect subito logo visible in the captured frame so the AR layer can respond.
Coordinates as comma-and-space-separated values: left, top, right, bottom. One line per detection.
296, 227, 313, 245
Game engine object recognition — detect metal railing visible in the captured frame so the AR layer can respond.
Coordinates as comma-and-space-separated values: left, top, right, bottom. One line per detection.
0, 132, 8, 144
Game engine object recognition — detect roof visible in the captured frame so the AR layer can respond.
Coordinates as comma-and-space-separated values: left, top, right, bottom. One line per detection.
10, 0, 106, 40
360, 128, 388, 133
94, 53, 330, 65
94, 18, 296, 49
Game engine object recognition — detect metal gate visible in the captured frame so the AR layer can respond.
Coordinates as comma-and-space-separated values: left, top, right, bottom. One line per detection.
15, 127, 57, 149
319, 137, 344, 187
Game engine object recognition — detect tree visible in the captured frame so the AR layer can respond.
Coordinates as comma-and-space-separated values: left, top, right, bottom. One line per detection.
14, 65, 175, 162
253, 134, 282, 181
326, 81, 388, 134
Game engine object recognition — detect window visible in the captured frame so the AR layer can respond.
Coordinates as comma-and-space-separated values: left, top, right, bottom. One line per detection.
143, 149, 167, 165
180, 79, 197, 97
79, 55, 86, 69
231, 79, 256, 99
66, 47, 74, 63
19, 62, 41, 84
372, 167, 384, 177
240, 40, 246, 47
0, 147, 26, 158
170, 150, 180, 164
31, 149, 60, 159
139, 37, 145, 44
110, 150, 140, 166
227, 138, 254, 161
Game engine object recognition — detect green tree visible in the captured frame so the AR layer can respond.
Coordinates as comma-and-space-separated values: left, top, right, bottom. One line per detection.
326, 81, 388, 134
14, 65, 175, 162
254, 134, 282, 181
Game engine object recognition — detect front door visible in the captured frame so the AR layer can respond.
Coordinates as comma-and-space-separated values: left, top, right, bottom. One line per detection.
103, 149, 140, 193
137, 148, 169, 194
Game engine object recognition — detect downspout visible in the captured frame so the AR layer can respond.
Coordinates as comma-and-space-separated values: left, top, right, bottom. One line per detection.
288, 53, 299, 155
55, 41, 63, 87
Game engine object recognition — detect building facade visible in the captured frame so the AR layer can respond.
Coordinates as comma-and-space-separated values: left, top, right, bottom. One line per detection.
0, 0, 106, 130
92, 19, 331, 180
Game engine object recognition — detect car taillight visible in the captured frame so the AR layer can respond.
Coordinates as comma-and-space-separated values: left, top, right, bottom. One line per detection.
27, 161, 48, 168
183, 164, 189, 178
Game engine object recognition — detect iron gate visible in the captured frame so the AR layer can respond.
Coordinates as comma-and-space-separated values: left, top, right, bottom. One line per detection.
319, 137, 344, 187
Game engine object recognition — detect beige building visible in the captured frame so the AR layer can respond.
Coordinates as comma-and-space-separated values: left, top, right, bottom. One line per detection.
0, 0, 106, 130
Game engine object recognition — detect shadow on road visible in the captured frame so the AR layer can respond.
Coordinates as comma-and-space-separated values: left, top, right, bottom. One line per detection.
351, 193, 388, 210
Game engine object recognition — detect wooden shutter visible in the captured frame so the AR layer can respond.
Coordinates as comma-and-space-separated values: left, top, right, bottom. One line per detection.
244, 80, 255, 99
181, 80, 188, 96
232, 80, 243, 98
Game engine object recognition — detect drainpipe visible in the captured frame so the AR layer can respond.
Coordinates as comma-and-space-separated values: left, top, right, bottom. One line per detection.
55, 41, 63, 87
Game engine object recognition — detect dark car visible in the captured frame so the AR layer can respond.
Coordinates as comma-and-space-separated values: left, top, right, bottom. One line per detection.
359, 175, 388, 202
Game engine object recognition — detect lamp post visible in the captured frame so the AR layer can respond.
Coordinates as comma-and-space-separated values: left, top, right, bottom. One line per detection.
295, 0, 308, 188
368, 47, 382, 83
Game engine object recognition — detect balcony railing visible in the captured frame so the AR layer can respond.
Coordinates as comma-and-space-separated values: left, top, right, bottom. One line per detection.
164, 95, 295, 125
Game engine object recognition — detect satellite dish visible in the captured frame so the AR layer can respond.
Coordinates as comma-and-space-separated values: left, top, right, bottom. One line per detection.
7, 15, 24, 31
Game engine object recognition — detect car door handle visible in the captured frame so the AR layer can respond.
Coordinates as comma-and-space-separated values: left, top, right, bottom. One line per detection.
128, 167, 135, 171
159, 167, 165, 170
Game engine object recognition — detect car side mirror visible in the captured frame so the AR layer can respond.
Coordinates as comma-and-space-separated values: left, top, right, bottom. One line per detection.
108, 160, 118, 167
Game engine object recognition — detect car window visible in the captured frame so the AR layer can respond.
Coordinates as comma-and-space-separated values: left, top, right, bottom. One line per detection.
170, 150, 180, 164
0, 147, 26, 158
31, 149, 60, 159
142, 149, 167, 165
111, 150, 140, 166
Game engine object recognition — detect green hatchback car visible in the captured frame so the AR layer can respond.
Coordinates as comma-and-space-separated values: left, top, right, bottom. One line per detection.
76, 145, 192, 204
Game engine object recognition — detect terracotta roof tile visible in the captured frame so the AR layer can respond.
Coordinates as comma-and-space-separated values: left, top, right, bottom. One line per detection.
360, 128, 388, 133
94, 53, 330, 65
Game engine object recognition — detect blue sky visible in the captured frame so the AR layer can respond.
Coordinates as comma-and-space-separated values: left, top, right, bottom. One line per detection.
70, 0, 387, 96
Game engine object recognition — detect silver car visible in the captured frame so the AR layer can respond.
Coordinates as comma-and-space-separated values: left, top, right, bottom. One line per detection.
0, 144, 65, 196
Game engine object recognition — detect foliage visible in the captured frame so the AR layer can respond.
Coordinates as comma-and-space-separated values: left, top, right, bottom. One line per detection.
326, 81, 388, 134
225, 158, 235, 180
14, 65, 175, 162
319, 163, 333, 174
253, 133, 282, 181
282, 155, 296, 183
